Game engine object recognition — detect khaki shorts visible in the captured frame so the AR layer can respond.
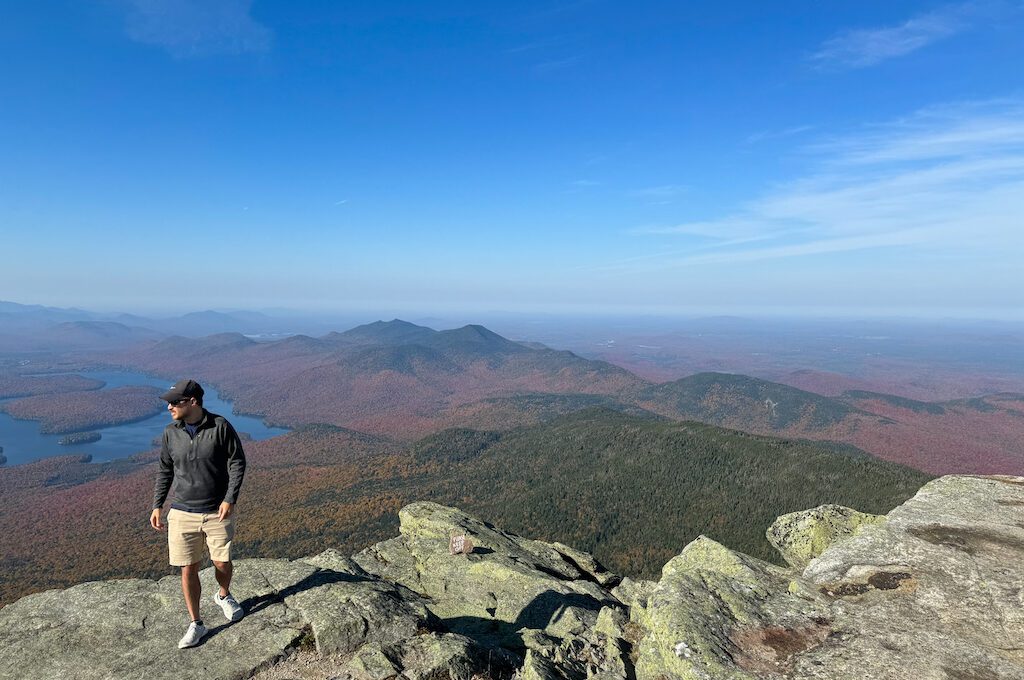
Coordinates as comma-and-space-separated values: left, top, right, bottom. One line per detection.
167, 508, 235, 566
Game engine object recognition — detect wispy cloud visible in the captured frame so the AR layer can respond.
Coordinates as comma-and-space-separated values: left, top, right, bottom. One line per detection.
122, 0, 272, 58
506, 38, 568, 55
624, 184, 689, 207
624, 99, 1024, 269
670, 229, 934, 267
629, 184, 688, 199
810, 100, 1024, 164
570, 179, 601, 187
810, 3, 970, 70
581, 233, 774, 273
632, 217, 780, 240
746, 125, 814, 144
534, 54, 584, 73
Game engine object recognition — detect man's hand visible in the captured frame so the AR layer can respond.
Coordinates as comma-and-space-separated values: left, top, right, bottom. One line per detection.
218, 502, 234, 521
150, 508, 164, 531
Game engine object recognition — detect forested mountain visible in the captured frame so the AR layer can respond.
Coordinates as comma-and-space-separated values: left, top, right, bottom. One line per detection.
638, 371, 865, 430
0, 408, 932, 605
384, 408, 932, 573
67, 322, 1012, 474
120, 320, 648, 438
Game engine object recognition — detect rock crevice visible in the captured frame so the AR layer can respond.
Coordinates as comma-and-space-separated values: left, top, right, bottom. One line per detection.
1, 475, 1022, 680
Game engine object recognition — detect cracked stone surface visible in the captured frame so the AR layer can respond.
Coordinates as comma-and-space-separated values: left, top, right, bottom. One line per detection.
766, 504, 885, 570
791, 475, 1024, 680
248, 632, 492, 680
1, 475, 1021, 680
0, 568, 303, 680
353, 501, 624, 650
0, 555, 435, 680
627, 475, 1024, 680
630, 535, 832, 680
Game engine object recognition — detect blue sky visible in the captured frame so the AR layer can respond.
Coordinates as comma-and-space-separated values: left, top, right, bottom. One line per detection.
1, 1, 1022, 317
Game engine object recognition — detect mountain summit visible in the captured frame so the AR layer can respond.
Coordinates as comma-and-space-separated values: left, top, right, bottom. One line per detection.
1, 475, 1020, 680
335, 319, 438, 346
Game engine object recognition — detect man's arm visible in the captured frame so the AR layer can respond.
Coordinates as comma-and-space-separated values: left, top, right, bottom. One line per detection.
222, 421, 246, 506
151, 429, 174, 530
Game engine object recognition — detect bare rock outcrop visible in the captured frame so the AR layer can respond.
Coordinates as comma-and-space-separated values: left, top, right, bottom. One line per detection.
0, 475, 1021, 680
793, 475, 1024, 679
766, 504, 885, 570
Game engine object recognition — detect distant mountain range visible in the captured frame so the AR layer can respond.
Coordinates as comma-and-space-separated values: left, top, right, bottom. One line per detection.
118, 320, 646, 439
0, 300, 361, 348
3, 307, 1022, 476
1, 311, 1019, 610
99, 318, 1022, 475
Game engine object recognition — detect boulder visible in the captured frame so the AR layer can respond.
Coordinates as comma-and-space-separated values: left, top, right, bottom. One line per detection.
630, 536, 831, 680
609, 575, 656, 611
0, 555, 434, 680
767, 504, 885, 569
287, 552, 434, 656
386, 631, 490, 680
248, 631, 494, 680
354, 502, 624, 649
622, 475, 1024, 680
791, 474, 1024, 679
346, 641, 401, 680
2, 475, 1022, 680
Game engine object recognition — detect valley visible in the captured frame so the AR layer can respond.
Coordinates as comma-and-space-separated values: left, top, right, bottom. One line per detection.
0, 308, 1019, 608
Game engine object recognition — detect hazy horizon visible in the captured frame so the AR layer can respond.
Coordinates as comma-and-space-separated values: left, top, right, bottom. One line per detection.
5, 296, 1024, 326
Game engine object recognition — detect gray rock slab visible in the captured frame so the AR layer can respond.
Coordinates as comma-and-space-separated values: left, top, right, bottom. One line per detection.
288, 551, 433, 656
0, 554, 434, 680
352, 536, 424, 595
610, 576, 656, 611
0, 569, 302, 680
792, 475, 1024, 680
390, 631, 489, 680
247, 632, 491, 680
630, 536, 831, 680
377, 502, 623, 648
4, 475, 1020, 680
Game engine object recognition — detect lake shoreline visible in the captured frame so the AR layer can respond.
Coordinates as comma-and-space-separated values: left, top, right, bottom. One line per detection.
0, 369, 289, 467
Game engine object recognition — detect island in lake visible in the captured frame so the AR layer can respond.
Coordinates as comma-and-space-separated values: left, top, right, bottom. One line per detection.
0, 445, 5, 465
58, 432, 102, 446
0, 373, 104, 399
0, 385, 164, 434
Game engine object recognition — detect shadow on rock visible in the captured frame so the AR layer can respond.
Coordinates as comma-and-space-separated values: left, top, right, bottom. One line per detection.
241, 569, 375, 618
439, 589, 606, 650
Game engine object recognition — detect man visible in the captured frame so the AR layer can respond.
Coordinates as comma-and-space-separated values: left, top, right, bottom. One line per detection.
150, 378, 247, 649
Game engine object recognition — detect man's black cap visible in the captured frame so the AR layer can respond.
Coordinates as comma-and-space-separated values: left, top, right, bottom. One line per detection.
160, 379, 205, 403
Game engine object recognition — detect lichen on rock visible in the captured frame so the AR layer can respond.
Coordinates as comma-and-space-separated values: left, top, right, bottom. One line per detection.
630, 536, 831, 680
1, 475, 1022, 680
766, 504, 885, 570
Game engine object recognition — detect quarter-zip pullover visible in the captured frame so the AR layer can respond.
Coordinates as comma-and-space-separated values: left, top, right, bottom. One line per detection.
153, 409, 246, 513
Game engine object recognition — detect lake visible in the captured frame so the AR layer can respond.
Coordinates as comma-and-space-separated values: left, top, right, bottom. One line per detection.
0, 371, 288, 466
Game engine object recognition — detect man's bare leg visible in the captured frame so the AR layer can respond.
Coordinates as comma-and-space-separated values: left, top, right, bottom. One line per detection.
212, 560, 232, 598
181, 562, 202, 621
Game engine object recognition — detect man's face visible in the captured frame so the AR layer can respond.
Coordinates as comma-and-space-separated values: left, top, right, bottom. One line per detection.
167, 397, 199, 421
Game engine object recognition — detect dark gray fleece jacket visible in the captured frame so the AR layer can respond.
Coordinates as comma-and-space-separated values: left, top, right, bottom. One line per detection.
153, 410, 246, 513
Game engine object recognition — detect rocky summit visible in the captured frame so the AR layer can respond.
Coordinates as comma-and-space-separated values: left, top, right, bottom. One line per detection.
1, 475, 1022, 680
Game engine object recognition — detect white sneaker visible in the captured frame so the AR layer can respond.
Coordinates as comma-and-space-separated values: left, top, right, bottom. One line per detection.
214, 592, 244, 622
178, 620, 208, 649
